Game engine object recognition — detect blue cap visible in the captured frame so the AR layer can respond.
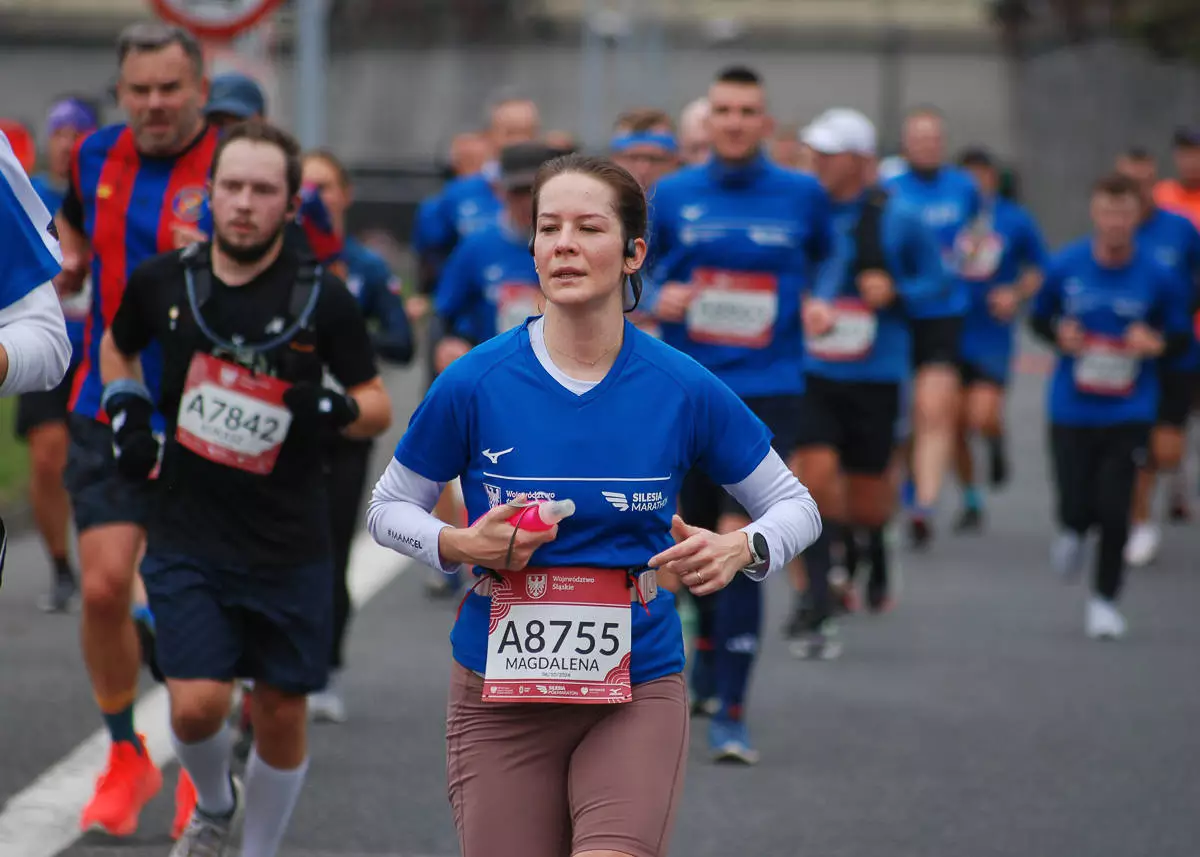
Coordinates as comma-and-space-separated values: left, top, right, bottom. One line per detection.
205, 73, 266, 120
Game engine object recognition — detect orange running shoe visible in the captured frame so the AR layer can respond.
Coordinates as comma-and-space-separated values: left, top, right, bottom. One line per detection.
79, 737, 162, 836
171, 768, 198, 840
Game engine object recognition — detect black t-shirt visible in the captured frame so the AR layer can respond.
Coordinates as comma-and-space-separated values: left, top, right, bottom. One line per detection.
110, 244, 379, 568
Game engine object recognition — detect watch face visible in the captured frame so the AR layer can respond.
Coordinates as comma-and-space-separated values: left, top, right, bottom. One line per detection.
752, 531, 769, 563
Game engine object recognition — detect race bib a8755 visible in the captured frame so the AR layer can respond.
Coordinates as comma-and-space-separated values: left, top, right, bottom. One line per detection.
484, 569, 632, 704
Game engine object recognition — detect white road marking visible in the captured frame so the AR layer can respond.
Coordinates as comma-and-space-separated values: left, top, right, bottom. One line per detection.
0, 532, 411, 857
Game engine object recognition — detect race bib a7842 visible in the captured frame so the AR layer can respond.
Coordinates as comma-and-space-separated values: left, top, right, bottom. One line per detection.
175, 353, 293, 475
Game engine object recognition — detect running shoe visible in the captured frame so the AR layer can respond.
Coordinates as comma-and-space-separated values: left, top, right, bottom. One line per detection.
1123, 523, 1160, 568
1085, 597, 1127, 640
1051, 531, 1085, 583
79, 736, 162, 836
38, 574, 77, 613
909, 514, 933, 550
953, 506, 983, 534
709, 717, 760, 765
169, 775, 243, 857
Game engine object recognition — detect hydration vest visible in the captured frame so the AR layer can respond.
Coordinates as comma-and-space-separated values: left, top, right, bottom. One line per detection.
179, 242, 325, 386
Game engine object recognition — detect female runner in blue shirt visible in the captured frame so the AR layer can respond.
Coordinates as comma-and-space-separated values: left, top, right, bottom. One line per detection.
368, 154, 820, 857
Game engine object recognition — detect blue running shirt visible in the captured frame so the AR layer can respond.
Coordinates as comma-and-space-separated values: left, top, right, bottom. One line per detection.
393, 320, 772, 684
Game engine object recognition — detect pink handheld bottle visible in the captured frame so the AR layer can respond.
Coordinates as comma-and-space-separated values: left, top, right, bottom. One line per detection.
507, 499, 576, 531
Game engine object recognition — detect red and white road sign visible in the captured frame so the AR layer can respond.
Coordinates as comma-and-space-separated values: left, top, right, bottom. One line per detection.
149, 0, 286, 41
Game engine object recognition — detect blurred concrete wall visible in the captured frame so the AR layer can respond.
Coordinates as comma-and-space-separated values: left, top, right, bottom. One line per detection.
1015, 39, 1200, 245
0, 41, 1012, 164
15, 34, 1198, 251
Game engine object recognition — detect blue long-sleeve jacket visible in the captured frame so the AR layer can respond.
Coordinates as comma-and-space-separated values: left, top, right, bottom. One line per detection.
418, 174, 502, 256
434, 221, 539, 345
883, 166, 978, 318
1029, 238, 1191, 426
342, 238, 414, 365
1135, 207, 1200, 371
806, 189, 946, 383
647, 153, 833, 398
411, 173, 503, 297
957, 196, 1050, 384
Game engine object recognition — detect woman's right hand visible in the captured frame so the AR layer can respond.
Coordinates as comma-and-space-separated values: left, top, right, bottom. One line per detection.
439, 498, 559, 570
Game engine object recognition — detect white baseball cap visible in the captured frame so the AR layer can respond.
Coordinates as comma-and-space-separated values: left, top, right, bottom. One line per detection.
802, 108, 877, 156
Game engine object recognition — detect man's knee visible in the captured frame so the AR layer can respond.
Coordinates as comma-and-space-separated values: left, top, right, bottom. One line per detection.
79, 526, 142, 620
169, 679, 234, 741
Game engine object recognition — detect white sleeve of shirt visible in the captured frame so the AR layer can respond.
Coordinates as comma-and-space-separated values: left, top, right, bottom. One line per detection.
365, 448, 822, 581
723, 448, 823, 580
366, 458, 464, 575
0, 280, 71, 397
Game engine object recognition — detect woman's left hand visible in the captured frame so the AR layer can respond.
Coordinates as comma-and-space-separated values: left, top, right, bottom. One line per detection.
649, 515, 751, 597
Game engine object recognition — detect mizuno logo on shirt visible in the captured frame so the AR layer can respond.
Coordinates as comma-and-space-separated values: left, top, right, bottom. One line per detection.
482, 447, 514, 463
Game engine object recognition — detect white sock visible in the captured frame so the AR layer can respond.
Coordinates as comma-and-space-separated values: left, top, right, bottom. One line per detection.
241, 749, 309, 857
171, 725, 234, 817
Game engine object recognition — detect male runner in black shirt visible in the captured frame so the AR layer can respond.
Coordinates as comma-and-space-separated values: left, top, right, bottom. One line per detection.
99, 121, 391, 857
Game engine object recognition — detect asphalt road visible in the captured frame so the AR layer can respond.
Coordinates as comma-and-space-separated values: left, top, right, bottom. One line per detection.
2, 336, 1198, 857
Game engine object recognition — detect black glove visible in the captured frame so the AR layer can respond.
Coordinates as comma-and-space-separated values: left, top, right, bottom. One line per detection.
101, 382, 160, 481
283, 383, 360, 430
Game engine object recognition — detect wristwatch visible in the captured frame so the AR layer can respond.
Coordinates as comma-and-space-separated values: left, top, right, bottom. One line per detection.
743, 531, 769, 574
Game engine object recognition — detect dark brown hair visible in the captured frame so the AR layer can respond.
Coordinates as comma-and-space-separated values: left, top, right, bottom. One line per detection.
1092, 172, 1140, 198
211, 121, 303, 198
531, 154, 647, 309
303, 148, 351, 189
716, 65, 763, 87
117, 22, 203, 79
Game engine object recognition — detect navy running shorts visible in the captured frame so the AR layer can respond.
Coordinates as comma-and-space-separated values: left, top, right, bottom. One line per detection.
63, 413, 155, 532
140, 551, 333, 695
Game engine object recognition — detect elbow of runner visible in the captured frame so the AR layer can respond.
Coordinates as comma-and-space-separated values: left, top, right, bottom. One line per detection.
98, 331, 135, 385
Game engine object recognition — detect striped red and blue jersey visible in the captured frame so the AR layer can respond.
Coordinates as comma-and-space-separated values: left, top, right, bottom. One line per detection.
297, 184, 343, 264
65, 123, 219, 424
